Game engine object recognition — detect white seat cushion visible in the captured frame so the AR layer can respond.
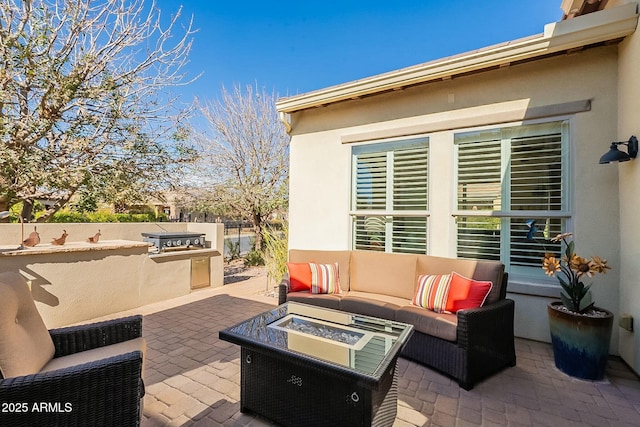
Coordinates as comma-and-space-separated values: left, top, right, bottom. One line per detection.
41, 337, 146, 374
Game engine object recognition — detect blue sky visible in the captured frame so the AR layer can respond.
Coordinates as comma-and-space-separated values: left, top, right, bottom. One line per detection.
155, 1, 564, 104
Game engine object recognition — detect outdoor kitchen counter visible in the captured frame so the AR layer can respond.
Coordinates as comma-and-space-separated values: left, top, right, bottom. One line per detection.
0, 240, 150, 256
0, 222, 225, 328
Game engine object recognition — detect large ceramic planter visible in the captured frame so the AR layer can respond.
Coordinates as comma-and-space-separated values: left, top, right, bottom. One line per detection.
547, 301, 613, 381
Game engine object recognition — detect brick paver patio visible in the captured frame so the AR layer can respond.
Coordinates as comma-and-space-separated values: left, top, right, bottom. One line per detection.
94, 270, 640, 427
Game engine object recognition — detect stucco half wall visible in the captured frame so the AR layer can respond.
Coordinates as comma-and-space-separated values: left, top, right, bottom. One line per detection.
0, 222, 224, 327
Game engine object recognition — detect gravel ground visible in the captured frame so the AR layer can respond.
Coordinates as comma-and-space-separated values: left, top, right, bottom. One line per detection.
223, 259, 267, 285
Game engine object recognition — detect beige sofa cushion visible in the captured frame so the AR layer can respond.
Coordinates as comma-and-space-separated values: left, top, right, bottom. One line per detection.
41, 337, 146, 375
350, 251, 417, 300
396, 305, 458, 342
340, 291, 410, 320
0, 272, 55, 379
416, 255, 504, 304
289, 250, 352, 292
286, 292, 342, 310
342, 291, 411, 307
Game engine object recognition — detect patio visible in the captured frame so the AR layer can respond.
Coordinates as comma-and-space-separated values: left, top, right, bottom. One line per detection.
94, 267, 640, 427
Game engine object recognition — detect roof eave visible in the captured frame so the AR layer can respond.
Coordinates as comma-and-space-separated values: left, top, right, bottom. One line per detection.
276, 3, 638, 114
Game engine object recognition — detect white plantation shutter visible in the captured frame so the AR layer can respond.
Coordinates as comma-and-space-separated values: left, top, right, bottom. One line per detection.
353, 215, 386, 251
510, 132, 563, 211
392, 145, 428, 254
457, 131, 502, 211
455, 121, 569, 274
510, 218, 562, 268
351, 139, 428, 254
391, 216, 427, 254
355, 151, 387, 210
393, 146, 428, 211
456, 131, 503, 260
456, 217, 501, 261
508, 125, 565, 268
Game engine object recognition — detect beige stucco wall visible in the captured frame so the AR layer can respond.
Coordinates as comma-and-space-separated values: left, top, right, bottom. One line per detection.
617, 1, 640, 374
289, 132, 352, 249
288, 45, 623, 351
0, 222, 224, 327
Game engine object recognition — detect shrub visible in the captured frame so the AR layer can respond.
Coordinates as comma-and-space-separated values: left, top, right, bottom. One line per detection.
262, 223, 288, 285
244, 249, 264, 266
49, 212, 91, 223
226, 239, 240, 261
49, 210, 166, 223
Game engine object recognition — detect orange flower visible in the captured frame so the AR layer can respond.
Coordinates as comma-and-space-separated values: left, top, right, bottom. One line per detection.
569, 255, 592, 277
589, 256, 611, 274
542, 255, 561, 276
538, 231, 612, 313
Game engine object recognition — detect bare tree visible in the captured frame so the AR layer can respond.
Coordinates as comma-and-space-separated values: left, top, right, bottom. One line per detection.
0, 0, 197, 220
192, 84, 289, 251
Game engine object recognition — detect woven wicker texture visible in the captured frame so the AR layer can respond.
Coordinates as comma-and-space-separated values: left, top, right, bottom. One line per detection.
280, 272, 516, 390
0, 315, 144, 427
240, 348, 398, 427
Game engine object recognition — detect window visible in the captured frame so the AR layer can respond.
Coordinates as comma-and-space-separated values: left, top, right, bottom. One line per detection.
454, 121, 570, 278
351, 138, 429, 254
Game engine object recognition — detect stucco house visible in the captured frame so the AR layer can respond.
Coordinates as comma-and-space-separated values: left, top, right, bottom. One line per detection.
276, 0, 640, 376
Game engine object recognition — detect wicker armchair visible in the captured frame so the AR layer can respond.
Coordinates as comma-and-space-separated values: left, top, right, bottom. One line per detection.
0, 272, 145, 427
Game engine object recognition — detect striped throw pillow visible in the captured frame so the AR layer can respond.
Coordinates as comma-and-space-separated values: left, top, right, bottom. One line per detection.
412, 274, 452, 313
310, 262, 341, 294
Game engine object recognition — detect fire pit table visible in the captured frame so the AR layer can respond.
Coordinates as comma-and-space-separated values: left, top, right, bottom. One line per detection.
219, 302, 413, 427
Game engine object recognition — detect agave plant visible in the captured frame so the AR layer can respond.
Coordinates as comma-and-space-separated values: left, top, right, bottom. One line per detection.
542, 233, 610, 313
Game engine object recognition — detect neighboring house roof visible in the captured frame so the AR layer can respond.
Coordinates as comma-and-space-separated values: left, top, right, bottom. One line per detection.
276, 2, 638, 116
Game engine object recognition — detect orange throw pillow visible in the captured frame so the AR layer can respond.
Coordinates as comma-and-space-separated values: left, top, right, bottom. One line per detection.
286, 262, 312, 292
446, 272, 493, 313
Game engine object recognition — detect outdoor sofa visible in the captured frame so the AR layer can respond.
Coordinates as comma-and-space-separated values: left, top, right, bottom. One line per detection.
0, 271, 145, 427
278, 249, 516, 390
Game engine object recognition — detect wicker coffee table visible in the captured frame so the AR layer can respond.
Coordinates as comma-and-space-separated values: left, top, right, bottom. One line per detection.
219, 302, 414, 427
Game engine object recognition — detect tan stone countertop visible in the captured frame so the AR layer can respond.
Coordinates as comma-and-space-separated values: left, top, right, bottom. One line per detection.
0, 239, 150, 256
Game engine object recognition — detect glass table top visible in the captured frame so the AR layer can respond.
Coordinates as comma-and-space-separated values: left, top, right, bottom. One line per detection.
219, 302, 414, 379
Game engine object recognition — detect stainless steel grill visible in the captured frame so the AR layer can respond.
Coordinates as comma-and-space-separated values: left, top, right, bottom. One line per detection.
142, 232, 206, 253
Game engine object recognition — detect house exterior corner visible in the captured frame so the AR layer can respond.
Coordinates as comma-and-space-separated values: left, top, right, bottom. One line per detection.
278, 1, 640, 376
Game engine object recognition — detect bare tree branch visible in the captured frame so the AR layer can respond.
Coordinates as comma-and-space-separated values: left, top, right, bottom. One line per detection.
188, 83, 290, 250
0, 0, 198, 220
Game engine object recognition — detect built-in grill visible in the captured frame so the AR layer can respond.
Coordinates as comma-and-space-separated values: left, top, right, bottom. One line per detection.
141, 232, 206, 253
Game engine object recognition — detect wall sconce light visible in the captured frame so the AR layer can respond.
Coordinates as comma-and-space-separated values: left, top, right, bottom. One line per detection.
599, 136, 638, 164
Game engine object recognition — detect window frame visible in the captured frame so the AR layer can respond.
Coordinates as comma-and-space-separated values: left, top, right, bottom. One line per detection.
349, 136, 430, 254
452, 119, 573, 285
345, 118, 574, 295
